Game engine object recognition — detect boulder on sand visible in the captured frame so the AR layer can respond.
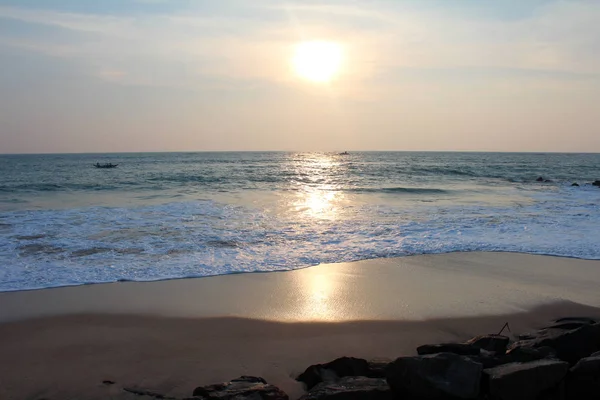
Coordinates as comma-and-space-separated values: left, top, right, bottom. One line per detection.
386, 352, 482, 399
192, 376, 288, 400
367, 358, 392, 379
299, 377, 392, 400
465, 334, 510, 354
484, 359, 569, 400
297, 357, 371, 390
417, 343, 480, 356
508, 322, 600, 365
566, 353, 600, 400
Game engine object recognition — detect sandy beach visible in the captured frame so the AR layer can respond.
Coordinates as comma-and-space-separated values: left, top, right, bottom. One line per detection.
1, 252, 600, 400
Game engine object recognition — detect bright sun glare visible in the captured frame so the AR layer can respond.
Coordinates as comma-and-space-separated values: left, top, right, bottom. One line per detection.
292, 41, 343, 83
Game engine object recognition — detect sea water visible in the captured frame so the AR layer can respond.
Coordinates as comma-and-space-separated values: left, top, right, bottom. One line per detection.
0, 151, 598, 291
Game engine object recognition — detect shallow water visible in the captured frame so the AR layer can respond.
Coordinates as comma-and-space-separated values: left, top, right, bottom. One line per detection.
0, 151, 598, 291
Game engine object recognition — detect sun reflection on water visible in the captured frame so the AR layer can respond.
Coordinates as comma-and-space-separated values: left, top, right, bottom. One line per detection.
290, 153, 349, 220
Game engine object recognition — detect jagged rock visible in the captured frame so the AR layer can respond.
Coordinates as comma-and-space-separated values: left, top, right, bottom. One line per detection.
508, 323, 600, 364
465, 334, 510, 354
299, 377, 391, 400
386, 352, 482, 399
566, 354, 600, 400
536, 177, 544, 182
297, 357, 371, 390
484, 359, 569, 400
367, 358, 392, 378
571, 183, 580, 187
192, 376, 288, 400
417, 343, 480, 356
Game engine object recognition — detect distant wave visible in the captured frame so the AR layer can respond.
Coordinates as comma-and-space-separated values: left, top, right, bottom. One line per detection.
0, 183, 121, 192
408, 166, 477, 177
345, 187, 449, 194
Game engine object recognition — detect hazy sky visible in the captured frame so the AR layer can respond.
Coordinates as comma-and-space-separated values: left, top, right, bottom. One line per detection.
1, 0, 599, 153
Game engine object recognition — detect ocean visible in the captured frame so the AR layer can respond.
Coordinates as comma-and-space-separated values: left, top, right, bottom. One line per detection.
0, 151, 598, 292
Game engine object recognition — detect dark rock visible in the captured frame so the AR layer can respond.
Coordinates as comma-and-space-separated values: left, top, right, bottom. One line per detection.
536, 177, 544, 182
484, 359, 569, 400
571, 183, 580, 187
386, 352, 482, 399
231, 376, 268, 384
517, 333, 537, 340
367, 358, 392, 378
467, 353, 505, 369
555, 317, 597, 324
566, 354, 600, 400
508, 323, 600, 365
299, 377, 391, 400
543, 322, 594, 331
593, 180, 600, 187
544, 317, 597, 331
465, 346, 555, 370
297, 357, 371, 390
192, 376, 288, 400
417, 343, 480, 356
504, 346, 556, 363
465, 334, 510, 354
123, 387, 175, 399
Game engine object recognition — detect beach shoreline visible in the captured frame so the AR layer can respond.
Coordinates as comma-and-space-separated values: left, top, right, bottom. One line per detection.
1, 252, 600, 399
2, 252, 600, 323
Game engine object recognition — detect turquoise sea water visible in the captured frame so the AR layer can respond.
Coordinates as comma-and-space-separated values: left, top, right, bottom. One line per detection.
0, 151, 598, 291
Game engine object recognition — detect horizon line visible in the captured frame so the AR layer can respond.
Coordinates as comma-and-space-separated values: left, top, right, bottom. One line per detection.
1, 150, 600, 156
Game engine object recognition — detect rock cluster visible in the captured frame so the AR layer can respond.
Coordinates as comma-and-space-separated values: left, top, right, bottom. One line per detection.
121, 317, 600, 400
536, 176, 600, 187
189, 376, 289, 400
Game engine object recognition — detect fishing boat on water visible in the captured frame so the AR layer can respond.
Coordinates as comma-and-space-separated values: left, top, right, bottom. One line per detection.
94, 163, 118, 169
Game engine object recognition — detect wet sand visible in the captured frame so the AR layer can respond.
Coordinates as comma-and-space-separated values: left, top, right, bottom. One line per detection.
1, 252, 600, 399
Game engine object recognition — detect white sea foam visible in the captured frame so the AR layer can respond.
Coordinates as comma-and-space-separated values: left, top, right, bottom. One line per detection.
1, 183, 599, 292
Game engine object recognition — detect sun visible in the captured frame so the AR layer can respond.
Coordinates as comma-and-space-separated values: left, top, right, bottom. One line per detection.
292, 41, 343, 83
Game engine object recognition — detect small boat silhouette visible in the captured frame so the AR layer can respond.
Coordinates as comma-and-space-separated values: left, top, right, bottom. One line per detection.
338, 151, 349, 155
94, 163, 118, 169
